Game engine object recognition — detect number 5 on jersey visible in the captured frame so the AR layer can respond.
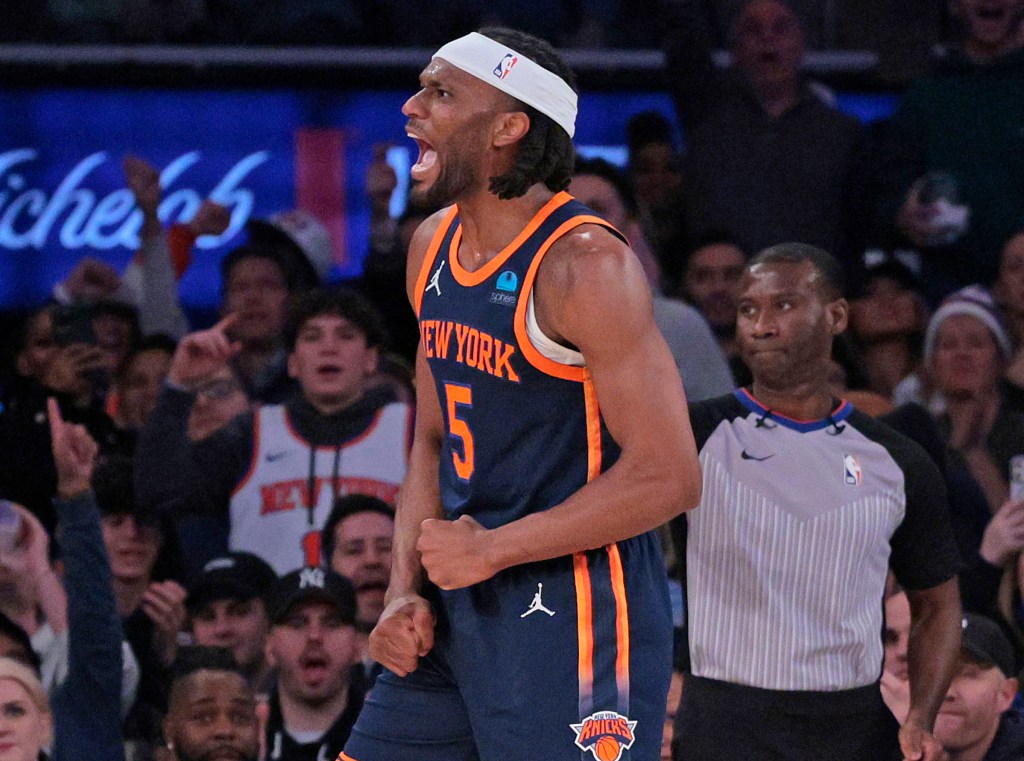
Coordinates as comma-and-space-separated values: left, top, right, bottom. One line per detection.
444, 383, 474, 480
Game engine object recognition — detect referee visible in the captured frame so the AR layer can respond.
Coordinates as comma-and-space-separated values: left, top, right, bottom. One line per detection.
670, 243, 962, 761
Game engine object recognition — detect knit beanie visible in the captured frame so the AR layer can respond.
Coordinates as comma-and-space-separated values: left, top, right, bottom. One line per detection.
923, 284, 1013, 361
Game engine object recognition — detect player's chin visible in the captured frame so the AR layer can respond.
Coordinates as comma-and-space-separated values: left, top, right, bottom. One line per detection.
408, 178, 438, 206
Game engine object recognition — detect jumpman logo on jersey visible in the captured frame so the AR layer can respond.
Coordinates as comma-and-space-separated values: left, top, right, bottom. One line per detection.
426, 260, 446, 296
520, 583, 555, 618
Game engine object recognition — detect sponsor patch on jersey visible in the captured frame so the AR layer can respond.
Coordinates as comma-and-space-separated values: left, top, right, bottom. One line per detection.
488, 270, 518, 306
571, 711, 637, 761
843, 454, 862, 486
489, 291, 517, 306
496, 270, 518, 292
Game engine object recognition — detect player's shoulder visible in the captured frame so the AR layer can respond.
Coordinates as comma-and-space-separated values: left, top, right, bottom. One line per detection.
540, 218, 637, 292
405, 205, 457, 297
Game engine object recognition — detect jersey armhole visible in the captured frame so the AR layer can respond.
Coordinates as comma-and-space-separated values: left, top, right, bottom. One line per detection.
512, 215, 619, 381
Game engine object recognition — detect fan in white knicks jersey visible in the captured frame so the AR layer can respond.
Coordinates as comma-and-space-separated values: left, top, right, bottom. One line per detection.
135, 287, 412, 574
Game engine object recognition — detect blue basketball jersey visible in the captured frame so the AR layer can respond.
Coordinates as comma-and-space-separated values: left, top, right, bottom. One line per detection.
414, 191, 623, 529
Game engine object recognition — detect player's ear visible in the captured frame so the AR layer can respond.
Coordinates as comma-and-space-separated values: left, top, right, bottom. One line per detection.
492, 111, 530, 148
827, 298, 849, 336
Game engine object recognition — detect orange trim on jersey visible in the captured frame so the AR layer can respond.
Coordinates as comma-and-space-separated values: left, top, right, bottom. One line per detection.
413, 206, 459, 316
338, 754, 359, 761
583, 372, 602, 482
283, 406, 385, 451
230, 408, 262, 497
607, 543, 631, 700
512, 214, 612, 381
449, 191, 573, 287
574, 552, 595, 702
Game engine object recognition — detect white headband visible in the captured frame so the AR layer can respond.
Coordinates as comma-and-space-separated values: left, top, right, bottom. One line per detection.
433, 32, 578, 138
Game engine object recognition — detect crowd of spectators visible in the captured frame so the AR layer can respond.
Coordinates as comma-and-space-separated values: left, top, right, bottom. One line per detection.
3, 0, 661, 48
0, 0, 1022, 758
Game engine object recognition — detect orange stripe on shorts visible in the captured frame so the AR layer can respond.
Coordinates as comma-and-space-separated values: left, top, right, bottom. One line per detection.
607, 543, 631, 700
574, 551, 594, 706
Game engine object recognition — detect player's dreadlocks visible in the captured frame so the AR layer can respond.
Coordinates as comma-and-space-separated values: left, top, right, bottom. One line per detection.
481, 27, 578, 200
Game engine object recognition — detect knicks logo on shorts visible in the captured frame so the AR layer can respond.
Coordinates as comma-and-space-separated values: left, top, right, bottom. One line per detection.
570, 711, 637, 761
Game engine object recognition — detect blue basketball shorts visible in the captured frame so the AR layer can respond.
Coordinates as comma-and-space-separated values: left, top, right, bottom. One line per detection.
341, 532, 672, 761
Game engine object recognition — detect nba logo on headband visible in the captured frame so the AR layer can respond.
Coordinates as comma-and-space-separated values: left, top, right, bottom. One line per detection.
434, 32, 578, 137
493, 53, 518, 80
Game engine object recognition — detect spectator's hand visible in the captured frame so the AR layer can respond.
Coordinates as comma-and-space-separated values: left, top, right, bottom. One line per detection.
979, 498, 1024, 567
65, 258, 121, 302
40, 344, 105, 398
896, 188, 940, 248
880, 668, 910, 725
898, 719, 948, 760
167, 315, 240, 388
142, 580, 187, 666
368, 593, 435, 677
948, 399, 991, 452
188, 200, 231, 238
47, 397, 98, 498
366, 144, 397, 216
417, 515, 496, 589
123, 155, 161, 216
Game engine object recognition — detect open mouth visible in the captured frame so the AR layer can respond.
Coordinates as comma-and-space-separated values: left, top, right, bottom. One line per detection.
299, 652, 331, 682
409, 135, 438, 182
975, 2, 1008, 19
315, 363, 343, 379
207, 746, 245, 761
972, 1, 1012, 26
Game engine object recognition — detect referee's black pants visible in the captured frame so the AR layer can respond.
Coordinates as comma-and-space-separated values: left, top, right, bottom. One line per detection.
673, 674, 902, 761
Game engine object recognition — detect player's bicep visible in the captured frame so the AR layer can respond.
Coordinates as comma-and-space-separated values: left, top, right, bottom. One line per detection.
545, 235, 694, 465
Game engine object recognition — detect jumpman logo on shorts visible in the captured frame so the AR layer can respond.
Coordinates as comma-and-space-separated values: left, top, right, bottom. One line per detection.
426, 260, 446, 296
520, 583, 555, 618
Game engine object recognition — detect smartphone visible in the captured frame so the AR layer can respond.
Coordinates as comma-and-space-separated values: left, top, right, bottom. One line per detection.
1011, 455, 1024, 502
51, 305, 96, 347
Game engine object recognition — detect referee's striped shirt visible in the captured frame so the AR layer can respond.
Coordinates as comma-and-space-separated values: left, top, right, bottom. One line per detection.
671, 390, 960, 692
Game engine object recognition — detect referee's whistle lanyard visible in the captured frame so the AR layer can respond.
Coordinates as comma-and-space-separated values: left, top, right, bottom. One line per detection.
754, 404, 846, 435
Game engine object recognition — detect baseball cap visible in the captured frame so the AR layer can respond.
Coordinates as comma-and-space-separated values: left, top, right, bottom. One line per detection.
186, 552, 279, 613
267, 567, 357, 625
961, 613, 1017, 677
860, 250, 921, 294
247, 210, 334, 285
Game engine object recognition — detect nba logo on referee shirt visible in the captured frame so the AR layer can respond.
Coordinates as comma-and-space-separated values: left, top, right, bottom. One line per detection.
493, 53, 518, 79
843, 454, 862, 486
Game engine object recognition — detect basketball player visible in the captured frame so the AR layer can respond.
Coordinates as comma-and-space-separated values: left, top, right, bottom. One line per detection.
341, 27, 701, 761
